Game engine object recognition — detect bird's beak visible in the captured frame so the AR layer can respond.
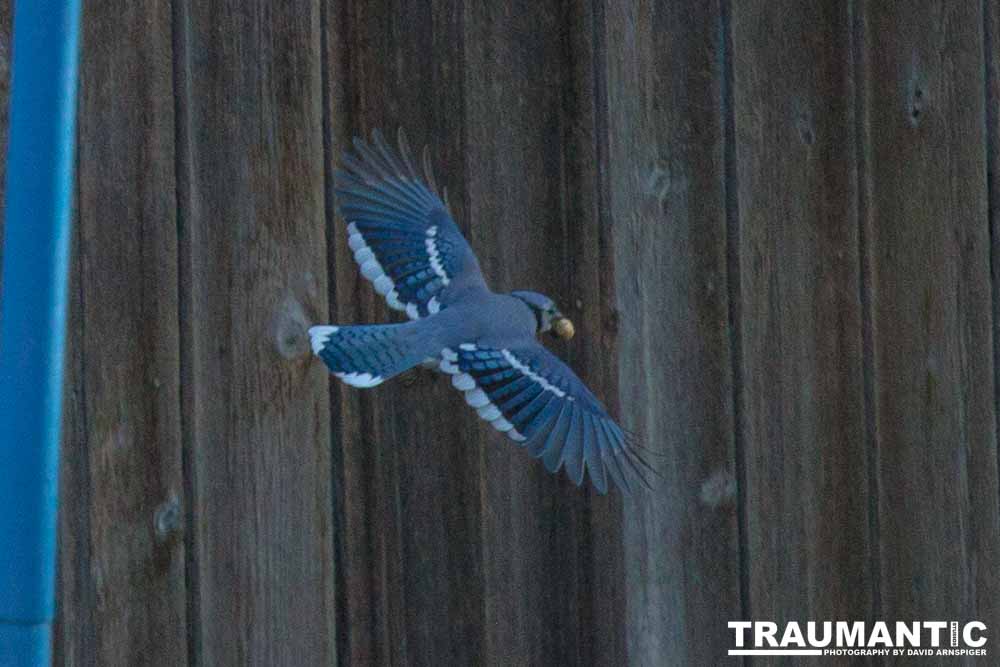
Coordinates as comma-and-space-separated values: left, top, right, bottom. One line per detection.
552, 314, 575, 340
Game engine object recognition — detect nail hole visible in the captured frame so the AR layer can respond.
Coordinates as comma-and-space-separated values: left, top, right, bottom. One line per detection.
792, 99, 816, 146
799, 124, 815, 146
907, 51, 928, 127
909, 84, 927, 126
154, 496, 181, 540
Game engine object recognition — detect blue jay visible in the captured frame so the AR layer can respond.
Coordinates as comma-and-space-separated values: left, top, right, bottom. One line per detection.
310, 130, 653, 494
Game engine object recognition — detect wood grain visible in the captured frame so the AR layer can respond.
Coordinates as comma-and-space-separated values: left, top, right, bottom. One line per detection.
55, 1, 188, 664
462, 2, 628, 664
326, 1, 631, 664
176, 1, 335, 664
37, 0, 1000, 662
603, 1, 743, 664
985, 0, 1000, 581
730, 0, 874, 655
560, 2, 627, 663
55, 221, 94, 667
860, 2, 1000, 663
323, 1, 484, 664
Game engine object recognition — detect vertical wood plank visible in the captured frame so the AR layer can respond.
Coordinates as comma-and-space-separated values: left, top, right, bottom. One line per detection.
323, 2, 484, 665
602, 1, 744, 664
325, 1, 630, 663
462, 2, 559, 663
560, 2, 627, 664
56, 1, 188, 664
55, 224, 93, 667
730, 0, 874, 650
56, 230, 96, 667
36, 0, 1000, 659
462, 2, 625, 664
466, 2, 626, 664
177, 1, 335, 664
860, 0, 1000, 656
985, 0, 1000, 558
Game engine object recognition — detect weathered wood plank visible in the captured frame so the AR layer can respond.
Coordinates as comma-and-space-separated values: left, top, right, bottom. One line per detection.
55, 1, 188, 664
602, 1, 743, 664
323, 2, 483, 665
325, 1, 630, 664
730, 0, 874, 653
985, 0, 1000, 569
177, 1, 335, 664
54, 187, 93, 667
860, 0, 1000, 658
34, 0, 1000, 660
462, 2, 625, 664
559, 2, 627, 664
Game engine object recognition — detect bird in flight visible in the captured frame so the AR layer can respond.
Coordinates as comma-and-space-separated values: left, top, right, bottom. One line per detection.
310, 130, 654, 494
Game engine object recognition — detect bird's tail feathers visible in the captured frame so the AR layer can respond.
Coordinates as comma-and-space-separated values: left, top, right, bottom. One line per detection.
309, 322, 429, 388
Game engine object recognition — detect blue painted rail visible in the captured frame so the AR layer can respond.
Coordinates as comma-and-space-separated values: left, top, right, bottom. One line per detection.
0, 1, 82, 665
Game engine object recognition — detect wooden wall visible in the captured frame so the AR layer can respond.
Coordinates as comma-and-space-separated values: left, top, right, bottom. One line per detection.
0, 0, 996, 665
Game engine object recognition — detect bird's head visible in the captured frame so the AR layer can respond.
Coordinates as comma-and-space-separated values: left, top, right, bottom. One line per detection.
511, 290, 575, 340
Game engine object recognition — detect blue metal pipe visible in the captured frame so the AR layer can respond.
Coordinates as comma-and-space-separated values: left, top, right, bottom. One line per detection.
0, 0, 82, 665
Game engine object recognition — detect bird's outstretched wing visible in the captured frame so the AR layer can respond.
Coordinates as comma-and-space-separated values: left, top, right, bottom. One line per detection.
439, 341, 654, 494
335, 130, 487, 319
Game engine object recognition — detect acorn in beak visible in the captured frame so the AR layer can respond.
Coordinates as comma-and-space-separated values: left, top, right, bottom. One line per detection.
552, 315, 575, 340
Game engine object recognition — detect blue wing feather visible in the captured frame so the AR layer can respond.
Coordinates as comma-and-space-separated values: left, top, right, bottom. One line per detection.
559, 410, 586, 485
582, 413, 608, 494
498, 383, 545, 417
441, 341, 650, 494
520, 395, 562, 450
599, 419, 632, 494
336, 130, 487, 319
540, 403, 573, 472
